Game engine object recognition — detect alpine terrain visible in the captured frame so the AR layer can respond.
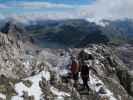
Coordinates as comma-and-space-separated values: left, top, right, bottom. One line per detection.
0, 19, 133, 100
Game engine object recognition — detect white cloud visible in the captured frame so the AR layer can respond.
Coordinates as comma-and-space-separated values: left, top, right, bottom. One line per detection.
16, 2, 75, 9
3, 0, 133, 23
17, 0, 133, 21
78, 0, 133, 21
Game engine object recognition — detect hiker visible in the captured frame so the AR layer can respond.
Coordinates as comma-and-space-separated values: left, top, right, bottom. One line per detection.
70, 56, 80, 87
81, 60, 97, 91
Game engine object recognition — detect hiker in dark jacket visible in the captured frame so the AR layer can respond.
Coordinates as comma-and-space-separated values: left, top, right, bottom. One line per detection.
81, 60, 97, 91
70, 56, 80, 87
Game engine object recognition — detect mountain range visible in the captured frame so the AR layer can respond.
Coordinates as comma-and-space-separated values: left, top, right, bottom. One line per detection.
22, 19, 133, 47
0, 18, 133, 48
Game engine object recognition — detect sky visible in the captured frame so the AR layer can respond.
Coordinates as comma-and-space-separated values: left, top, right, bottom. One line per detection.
0, 0, 132, 22
0, 0, 95, 20
0, 0, 94, 5
0, 0, 94, 14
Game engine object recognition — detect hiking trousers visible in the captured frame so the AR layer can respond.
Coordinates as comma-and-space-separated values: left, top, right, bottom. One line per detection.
82, 76, 90, 91
73, 72, 79, 81
72, 72, 79, 88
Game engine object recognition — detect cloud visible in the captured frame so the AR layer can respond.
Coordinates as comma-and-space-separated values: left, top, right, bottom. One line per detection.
15, 2, 75, 9
78, 0, 133, 21
17, 0, 132, 21
2, 0, 133, 23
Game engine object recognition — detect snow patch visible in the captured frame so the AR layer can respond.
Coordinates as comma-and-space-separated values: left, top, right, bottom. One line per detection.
50, 86, 70, 97
12, 70, 50, 100
59, 69, 69, 76
84, 49, 92, 55
57, 52, 71, 69
11, 96, 23, 100
0, 93, 6, 100
89, 73, 117, 100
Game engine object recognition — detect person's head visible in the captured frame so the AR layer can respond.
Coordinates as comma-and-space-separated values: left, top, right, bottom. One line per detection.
88, 60, 93, 65
71, 56, 76, 61
83, 60, 88, 66
83, 60, 92, 67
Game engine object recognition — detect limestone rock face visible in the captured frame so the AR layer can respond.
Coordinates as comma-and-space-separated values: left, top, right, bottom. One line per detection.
0, 30, 47, 79
0, 31, 24, 79
77, 45, 130, 100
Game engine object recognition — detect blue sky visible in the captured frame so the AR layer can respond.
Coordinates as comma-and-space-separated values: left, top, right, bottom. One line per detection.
0, 0, 132, 21
33, 0, 94, 5
0, 0, 95, 14
0, 0, 94, 5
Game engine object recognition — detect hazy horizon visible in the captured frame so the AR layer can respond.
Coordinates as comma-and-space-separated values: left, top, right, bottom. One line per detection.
0, 0, 132, 21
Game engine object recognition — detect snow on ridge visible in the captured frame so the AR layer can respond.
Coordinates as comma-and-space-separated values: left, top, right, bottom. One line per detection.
89, 73, 117, 100
0, 93, 6, 100
12, 70, 50, 100
50, 86, 70, 97
12, 95, 24, 100
84, 49, 92, 55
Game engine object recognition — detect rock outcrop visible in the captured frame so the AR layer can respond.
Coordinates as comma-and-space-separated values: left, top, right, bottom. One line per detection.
0, 29, 133, 100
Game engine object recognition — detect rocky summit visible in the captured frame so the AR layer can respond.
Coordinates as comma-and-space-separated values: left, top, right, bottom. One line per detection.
0, 29, 133, 100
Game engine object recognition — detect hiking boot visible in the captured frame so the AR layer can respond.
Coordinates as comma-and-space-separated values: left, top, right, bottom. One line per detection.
87, 87, 90, 92
79, 86, 85, 91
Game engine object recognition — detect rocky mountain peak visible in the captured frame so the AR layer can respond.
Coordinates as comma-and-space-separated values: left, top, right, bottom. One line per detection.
0, 33, 132, 100
0, 24, 133, 100
1, 20, 25, 34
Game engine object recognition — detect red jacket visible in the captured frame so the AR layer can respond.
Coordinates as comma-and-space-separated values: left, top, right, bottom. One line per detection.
71, 60, 79, 74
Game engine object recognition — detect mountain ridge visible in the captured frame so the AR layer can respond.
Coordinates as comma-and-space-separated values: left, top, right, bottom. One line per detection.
0, 20, 133, 99
1, 18, 133, 48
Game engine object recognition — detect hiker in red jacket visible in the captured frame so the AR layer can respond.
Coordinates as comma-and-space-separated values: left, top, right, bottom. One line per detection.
70, 56, 80, 87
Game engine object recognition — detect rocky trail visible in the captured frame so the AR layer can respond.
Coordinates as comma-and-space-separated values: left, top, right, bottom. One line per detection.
0, 46, 131, 100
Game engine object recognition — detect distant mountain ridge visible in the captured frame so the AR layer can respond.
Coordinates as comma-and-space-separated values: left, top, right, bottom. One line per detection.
25, 19, 110, 47
102, 19, 133, 44
1, 18, 133, 48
